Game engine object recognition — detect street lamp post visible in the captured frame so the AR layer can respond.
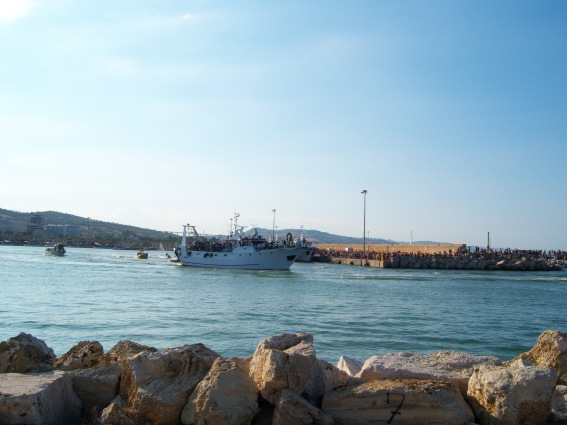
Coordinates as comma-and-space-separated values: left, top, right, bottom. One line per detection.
361, 190, 367, 252
272, 209, 276, 242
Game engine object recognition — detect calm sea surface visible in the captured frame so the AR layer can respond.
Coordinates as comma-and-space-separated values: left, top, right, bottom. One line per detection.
1, 245, 566, 364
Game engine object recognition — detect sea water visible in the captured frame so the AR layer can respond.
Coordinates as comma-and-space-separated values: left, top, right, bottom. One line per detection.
0, 245, 565, 364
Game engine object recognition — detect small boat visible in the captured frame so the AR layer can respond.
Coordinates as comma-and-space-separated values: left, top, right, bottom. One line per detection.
174, 215, 303, 270
45, 243, 66, 256
136, 250, 148, 259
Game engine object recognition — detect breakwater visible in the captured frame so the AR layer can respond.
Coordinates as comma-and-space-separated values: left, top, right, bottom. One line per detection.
315, 245, 566, 271
1, 330, 567, 424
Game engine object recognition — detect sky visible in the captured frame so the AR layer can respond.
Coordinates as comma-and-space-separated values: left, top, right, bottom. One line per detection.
1, 1, 566, 250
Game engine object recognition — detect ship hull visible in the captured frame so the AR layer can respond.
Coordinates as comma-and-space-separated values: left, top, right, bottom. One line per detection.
178, 247, 303, 270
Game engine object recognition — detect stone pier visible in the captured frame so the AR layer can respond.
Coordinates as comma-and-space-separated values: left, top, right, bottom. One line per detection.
315, 244, 565, 271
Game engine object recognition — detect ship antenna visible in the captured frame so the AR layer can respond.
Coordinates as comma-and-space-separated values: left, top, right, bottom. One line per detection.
234, 213, 240, 229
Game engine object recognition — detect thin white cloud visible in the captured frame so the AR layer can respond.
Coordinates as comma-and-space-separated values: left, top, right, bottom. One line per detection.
96, 54, 260, 83
138, 11, 214, 31
0, 0, 33, 21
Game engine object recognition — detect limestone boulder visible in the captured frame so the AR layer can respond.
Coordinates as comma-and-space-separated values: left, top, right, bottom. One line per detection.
120, 343, 220, 425
303, 358, 350, 406
105, 340, 158, 364
509, 329, 567, 385
0, 332, 56, 373
0, 371, 82, 425
249, 333, 318, 404
100, 395, 137, 425
181, 356, 258, 425
322, 378, 474, 425
68, 364, 121, 414
336, 356, 363, 377
466, 259, 479, 269
552, 385, 567, 423
55, 340, 107, 371
356, 350, 501, 395
273, 389, 334, 425
467, 364, 558, 425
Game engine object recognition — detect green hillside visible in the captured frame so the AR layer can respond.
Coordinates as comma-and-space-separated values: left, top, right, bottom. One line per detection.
0, 208, 175, 241
0, 208, 428, 245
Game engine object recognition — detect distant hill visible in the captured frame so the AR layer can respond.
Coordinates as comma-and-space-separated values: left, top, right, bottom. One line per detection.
0, 207, 439, 245
0, 208, 175, 240
242, 227, 397, 245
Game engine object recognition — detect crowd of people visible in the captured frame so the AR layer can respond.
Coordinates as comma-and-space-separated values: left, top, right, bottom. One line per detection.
319, 247, 567, 261
320, 248, 459, 261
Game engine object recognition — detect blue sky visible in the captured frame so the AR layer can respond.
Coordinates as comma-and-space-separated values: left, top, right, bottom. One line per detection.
1, 1, 565, 249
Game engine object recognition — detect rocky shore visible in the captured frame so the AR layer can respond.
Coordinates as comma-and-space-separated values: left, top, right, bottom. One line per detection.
325, 251, 566, 271
1, 330, 567, 424
384, 252, 566, 271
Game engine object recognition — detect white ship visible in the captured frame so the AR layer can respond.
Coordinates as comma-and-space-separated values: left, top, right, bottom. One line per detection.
174, 220, 302, 271
294, 234, 316, 262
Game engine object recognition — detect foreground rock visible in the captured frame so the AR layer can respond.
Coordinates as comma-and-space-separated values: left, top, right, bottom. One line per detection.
54, 340, 107, 371
322, 379, 474, 425
68, 364, 121, 415
303, 358, 350, 407
356, 350, 502, 395
274, 389, 334, 425
1, 330, 567, 424
0, 371, 81, 425
181, 356, 258, 425
336, 355, 363, 377
249, 333, 318, 404
101, 395, 137, 425
467, 363, 557, 425
119, 343, 220, 425
105, 339, 158, 364
509, 329, 567, 385
0, 333, 56, 373
552, 385, 567, 423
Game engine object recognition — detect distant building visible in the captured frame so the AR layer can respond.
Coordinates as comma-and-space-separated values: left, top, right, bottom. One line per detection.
27, 215, 45, 237
44, 224, 79, 238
